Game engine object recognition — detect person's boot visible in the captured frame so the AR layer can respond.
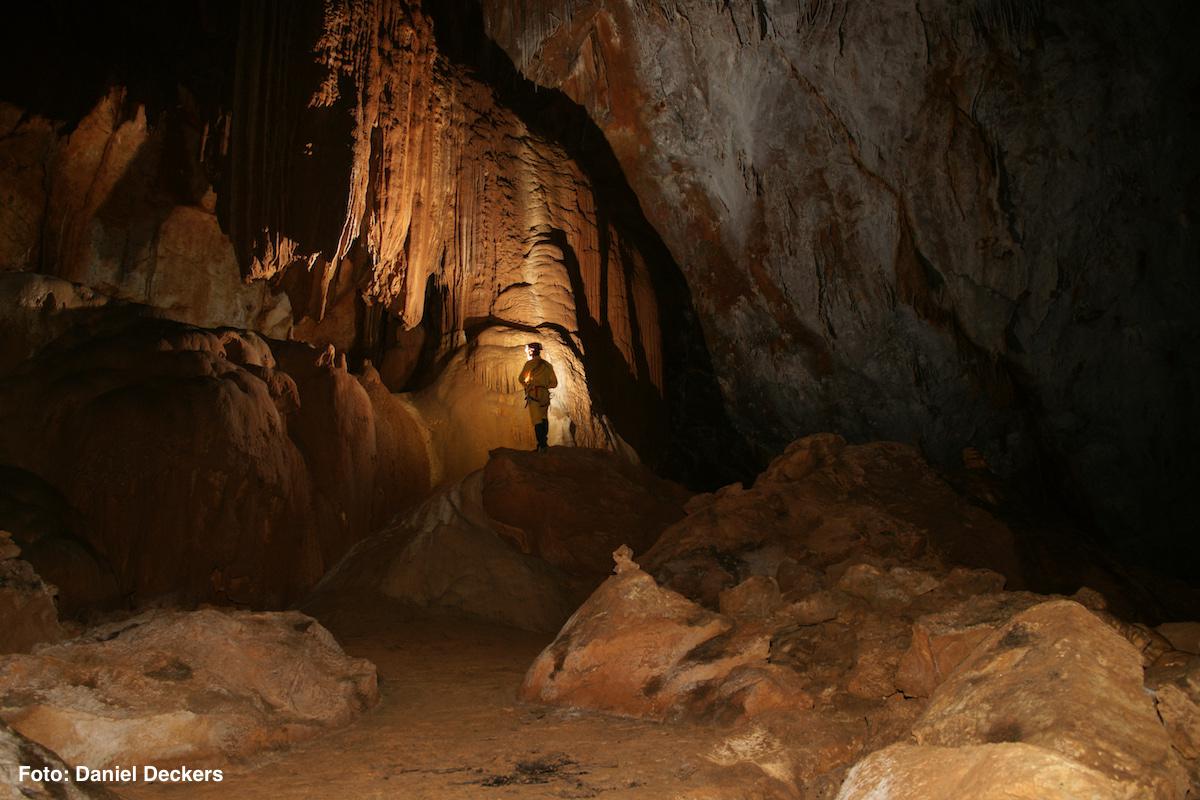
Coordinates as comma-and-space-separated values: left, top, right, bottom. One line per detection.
537, 443, 549, 454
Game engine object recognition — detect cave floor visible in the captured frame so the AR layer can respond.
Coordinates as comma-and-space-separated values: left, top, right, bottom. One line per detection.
116, 604, 730, 799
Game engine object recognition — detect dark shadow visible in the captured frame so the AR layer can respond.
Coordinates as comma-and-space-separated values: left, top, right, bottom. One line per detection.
423, 0, 757, 489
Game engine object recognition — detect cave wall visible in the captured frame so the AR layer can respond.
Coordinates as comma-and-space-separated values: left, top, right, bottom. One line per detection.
482, 0, 1200, 568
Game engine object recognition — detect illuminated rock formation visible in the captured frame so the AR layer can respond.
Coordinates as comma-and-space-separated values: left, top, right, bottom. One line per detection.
0, 609, 378, 770
483, 0, 1200, 571
0, 317, 429, 607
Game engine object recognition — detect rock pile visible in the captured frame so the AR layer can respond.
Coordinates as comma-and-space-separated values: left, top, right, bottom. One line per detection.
521, 435, 1199, 797
0, 609, 377, 770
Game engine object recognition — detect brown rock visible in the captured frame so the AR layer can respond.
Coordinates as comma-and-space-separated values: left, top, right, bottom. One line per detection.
1, 719, 122, 799
0, 609, 377, 769
644, 435, 1022, 607
0, 541, 64, 655
913, 600, 1188, 799
1159, 622, 1200, 655
896, 591, 1045, 698
480, 446, 689, 580
836, 742, 1130, 800
719, 576, 783, 619
1147, 655, 1200, 765
306, 470, 583, 633
0, 319, 429, 607
778, 590, 845, 626
521, 562, 769, 721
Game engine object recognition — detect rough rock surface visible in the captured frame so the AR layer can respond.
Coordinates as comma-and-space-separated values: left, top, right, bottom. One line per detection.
0, 97, 291, 338
1147, 655, 1200, 793
913, 600, 1187, 799
485, 0, 1200, 572
1, 719, 122, 799
522, 436, 1189, 796
305, 448, 689, 632
835, 742, 1131, 800
0, 609, 377, 769
642, 433, 1022, 606
0, 531, 64, 655
0, 317, 429, 607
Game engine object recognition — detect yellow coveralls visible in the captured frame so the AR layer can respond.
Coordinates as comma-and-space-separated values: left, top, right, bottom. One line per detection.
519, 357, 558, 425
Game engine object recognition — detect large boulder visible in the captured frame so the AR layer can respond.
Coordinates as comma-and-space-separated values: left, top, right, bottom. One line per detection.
1, 719, 121, 800
305, 448, 689, 632
0, 317, 429, 607
836, 742, 1132, 800
521, 547, 774, 721
912, 600, 1187, 799
0, 609, 377, 769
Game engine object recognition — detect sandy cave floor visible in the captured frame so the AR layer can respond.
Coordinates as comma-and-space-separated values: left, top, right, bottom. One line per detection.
117, 606, 734, 800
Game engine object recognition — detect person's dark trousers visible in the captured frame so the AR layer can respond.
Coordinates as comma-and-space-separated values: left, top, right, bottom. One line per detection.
534, 420, 549, 449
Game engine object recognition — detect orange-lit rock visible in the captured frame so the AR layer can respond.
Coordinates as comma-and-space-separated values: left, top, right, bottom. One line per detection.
1, 719, 121, 799
0, 96, 291, 338
520, 554, 769, 721
896, 591, 1046, 698
836, 742, 1131, 800
480, 447, 689, 578
0, 609, 377, 770
913, 600, 1188, 799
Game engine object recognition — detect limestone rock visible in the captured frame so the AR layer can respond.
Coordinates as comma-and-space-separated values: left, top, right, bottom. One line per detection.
479, 446, 689, 579
835, 742, 1131, 800
0, 609, 377, 769
719, 576, 784, 619
0, 532, 64, 655
306, 446, 684, 632
521, 562, 772, 721
306, 471, 582, 633
486, 0, 1200, 579
1, 719, 122, 799
644, 434, 1021, 607
1159, 623, 1200, 655
1147, 655, 1200, 787
0, 317, 428, 607
913, 600, 1188, 799
896, 591, 1045, 698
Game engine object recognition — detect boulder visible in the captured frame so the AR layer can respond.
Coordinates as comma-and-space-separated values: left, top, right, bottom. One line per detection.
305, 471, 582, 633
306, 447, 687, 632
480, 446, 689, 579
896, 591, 1045, 698
1146, 655, 1200, 788
0, 609, 377, 769
0, 532, 64, 654
913, 600, 1188, 799
1159, 622, 1200, 655
0, 317, 429, 607
521, 551, 773, 721
836, 742, 1130, 800
1, 719, 122, 799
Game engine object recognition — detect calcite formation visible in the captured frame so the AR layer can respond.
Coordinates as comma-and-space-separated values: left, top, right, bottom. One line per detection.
0, 609, 378, 770
484, 0, 1200, 570
0, 316, 429, 607
221, 0, 673, 463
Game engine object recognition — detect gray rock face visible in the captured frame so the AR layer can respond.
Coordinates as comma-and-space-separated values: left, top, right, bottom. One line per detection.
483, 0, 1200, 566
